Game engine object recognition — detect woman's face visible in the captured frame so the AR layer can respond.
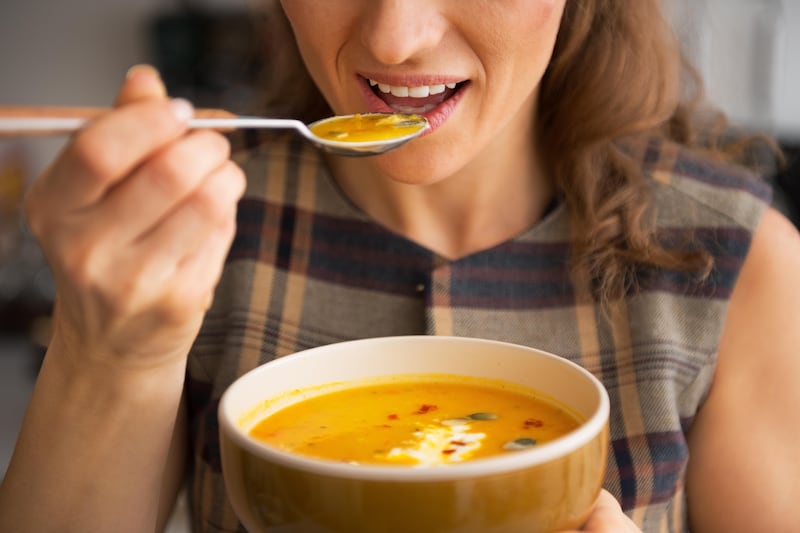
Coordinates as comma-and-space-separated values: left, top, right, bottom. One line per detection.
279, 0, 566, 184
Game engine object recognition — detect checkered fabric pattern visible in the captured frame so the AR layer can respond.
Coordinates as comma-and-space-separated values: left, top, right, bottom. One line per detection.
185, 131, 771, 532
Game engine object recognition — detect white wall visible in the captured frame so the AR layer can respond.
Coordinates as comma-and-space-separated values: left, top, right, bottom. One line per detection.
773, 1, 800, 142
667, 0, 800, 142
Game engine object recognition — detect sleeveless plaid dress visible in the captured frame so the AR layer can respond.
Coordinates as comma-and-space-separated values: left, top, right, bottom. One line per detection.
185, 132, 771, 532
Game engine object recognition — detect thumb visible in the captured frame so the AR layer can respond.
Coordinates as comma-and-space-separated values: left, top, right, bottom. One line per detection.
114, 64, 168, 106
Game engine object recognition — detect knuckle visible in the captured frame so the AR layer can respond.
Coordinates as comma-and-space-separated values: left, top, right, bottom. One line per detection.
226, 161, 247, 198
113, 271, 148, 311
148, 147, 196, 196
59, 227, 120, 293
144, 130, 230, 199
213, 215, 238, 253
70, 130, 118, 181
120, 100, 185, 140
191, 181, 226, 221
183, 129, 230, 162
201, 129, 232, 159
61, 242, 101, 289
188, 131, 233, 175
220, 161, 247, 203
143, 103, 182, 132
160, 289, 201, 323
221, 210, 238, 236
107, 260, 165, 317
191, 163, 244, 222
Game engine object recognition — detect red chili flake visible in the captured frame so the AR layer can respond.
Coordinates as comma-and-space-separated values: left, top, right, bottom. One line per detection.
441, 449, 457, 455
523, 418, 544, 428
449, 440, 467, 446
375, 424, 393, 429
387, 414, 399, 420
415, 404, 438, 414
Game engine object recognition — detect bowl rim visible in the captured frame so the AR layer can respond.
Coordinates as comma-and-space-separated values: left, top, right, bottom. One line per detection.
218, 335, 610, 482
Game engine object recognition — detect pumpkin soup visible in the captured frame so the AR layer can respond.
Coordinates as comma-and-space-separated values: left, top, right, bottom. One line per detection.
248, 374, 582, 466
309, 113, 427, 142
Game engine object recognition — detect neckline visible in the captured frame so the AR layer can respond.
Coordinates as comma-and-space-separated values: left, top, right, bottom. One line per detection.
315, 155, 569, 264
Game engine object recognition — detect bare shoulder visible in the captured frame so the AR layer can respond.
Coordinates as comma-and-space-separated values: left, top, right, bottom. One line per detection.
686, 207, 800, 532
733, 206, 800, 321
729, 207, 800, 343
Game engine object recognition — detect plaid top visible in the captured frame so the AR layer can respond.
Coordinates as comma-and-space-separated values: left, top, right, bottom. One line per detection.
186, 132, 771, 532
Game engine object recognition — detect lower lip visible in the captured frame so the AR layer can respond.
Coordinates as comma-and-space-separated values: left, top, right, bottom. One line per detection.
357, 79, 467, 136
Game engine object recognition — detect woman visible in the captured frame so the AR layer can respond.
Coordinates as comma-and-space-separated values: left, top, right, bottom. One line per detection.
1, 1, 798, 531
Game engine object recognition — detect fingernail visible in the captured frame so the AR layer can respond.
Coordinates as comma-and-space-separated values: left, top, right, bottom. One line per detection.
126, 63, 159, 80
169, 98, 194, 123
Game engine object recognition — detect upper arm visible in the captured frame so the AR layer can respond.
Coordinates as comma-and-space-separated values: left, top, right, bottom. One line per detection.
157, 394, 189, 532
686, 207, 800, 531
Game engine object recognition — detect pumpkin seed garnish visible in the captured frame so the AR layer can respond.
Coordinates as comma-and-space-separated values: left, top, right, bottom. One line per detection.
441, 417, 471, 426
503, 438, 537, 451
468, 412, 498, 421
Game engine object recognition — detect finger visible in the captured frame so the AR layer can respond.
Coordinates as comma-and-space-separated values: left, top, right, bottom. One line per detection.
589, 489, 624, 517
580, 490, 640, 532
92, 129, 232, 245
131, 200, 239, 326
128, 160, 244, 291
121, 158, 244, 310
170, 209, 239, 318
24, 67, 184, 232
34, 98, 194, 213
115, 64, 168, 105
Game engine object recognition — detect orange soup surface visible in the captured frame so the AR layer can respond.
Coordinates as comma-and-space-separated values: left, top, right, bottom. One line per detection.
248, 376, 582, 466
309, 113, 426, 142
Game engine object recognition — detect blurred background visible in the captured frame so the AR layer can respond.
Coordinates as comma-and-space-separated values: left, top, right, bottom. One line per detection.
0, 1, 258, 529
0, 0, 798, 524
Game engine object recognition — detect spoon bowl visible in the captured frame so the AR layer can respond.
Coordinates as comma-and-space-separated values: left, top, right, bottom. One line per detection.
0, 107, 429, 157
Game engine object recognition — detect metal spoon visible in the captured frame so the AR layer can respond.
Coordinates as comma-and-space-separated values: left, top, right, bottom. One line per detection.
0, 106, 429, 157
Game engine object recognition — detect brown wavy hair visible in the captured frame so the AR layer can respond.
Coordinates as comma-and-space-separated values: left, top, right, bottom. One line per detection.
539, 0, 707, 302
540, 0, 779, 302
254, 0, 777, 304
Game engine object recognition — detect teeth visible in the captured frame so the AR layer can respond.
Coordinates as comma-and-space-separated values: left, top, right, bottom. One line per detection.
370, 79, 458, 98
390, 86, 409, 97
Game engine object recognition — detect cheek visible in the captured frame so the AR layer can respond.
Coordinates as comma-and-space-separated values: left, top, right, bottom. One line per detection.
280, 5, 333, 64
280, 3, 329, 62
489, 1, 566, 87
279, 2, 354, 109
474, 1, 564, 69
509, 0, 565, 55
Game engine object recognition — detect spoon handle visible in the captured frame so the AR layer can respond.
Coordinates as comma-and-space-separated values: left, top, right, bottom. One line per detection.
0, 106, 257, 137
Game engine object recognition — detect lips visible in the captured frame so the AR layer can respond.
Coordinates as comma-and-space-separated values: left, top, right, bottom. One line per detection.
367, 79, 460, 113
359, 75, 468, 131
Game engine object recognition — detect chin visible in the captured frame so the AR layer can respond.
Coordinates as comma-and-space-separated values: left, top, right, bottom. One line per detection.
370, 152, 448, 186
369, 139, 465, 186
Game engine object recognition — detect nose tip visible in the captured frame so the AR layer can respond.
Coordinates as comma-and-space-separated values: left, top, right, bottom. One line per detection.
360, 1, 445, 65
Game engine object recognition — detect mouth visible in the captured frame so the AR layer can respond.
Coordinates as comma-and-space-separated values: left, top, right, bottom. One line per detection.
358, 75, 469, 131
